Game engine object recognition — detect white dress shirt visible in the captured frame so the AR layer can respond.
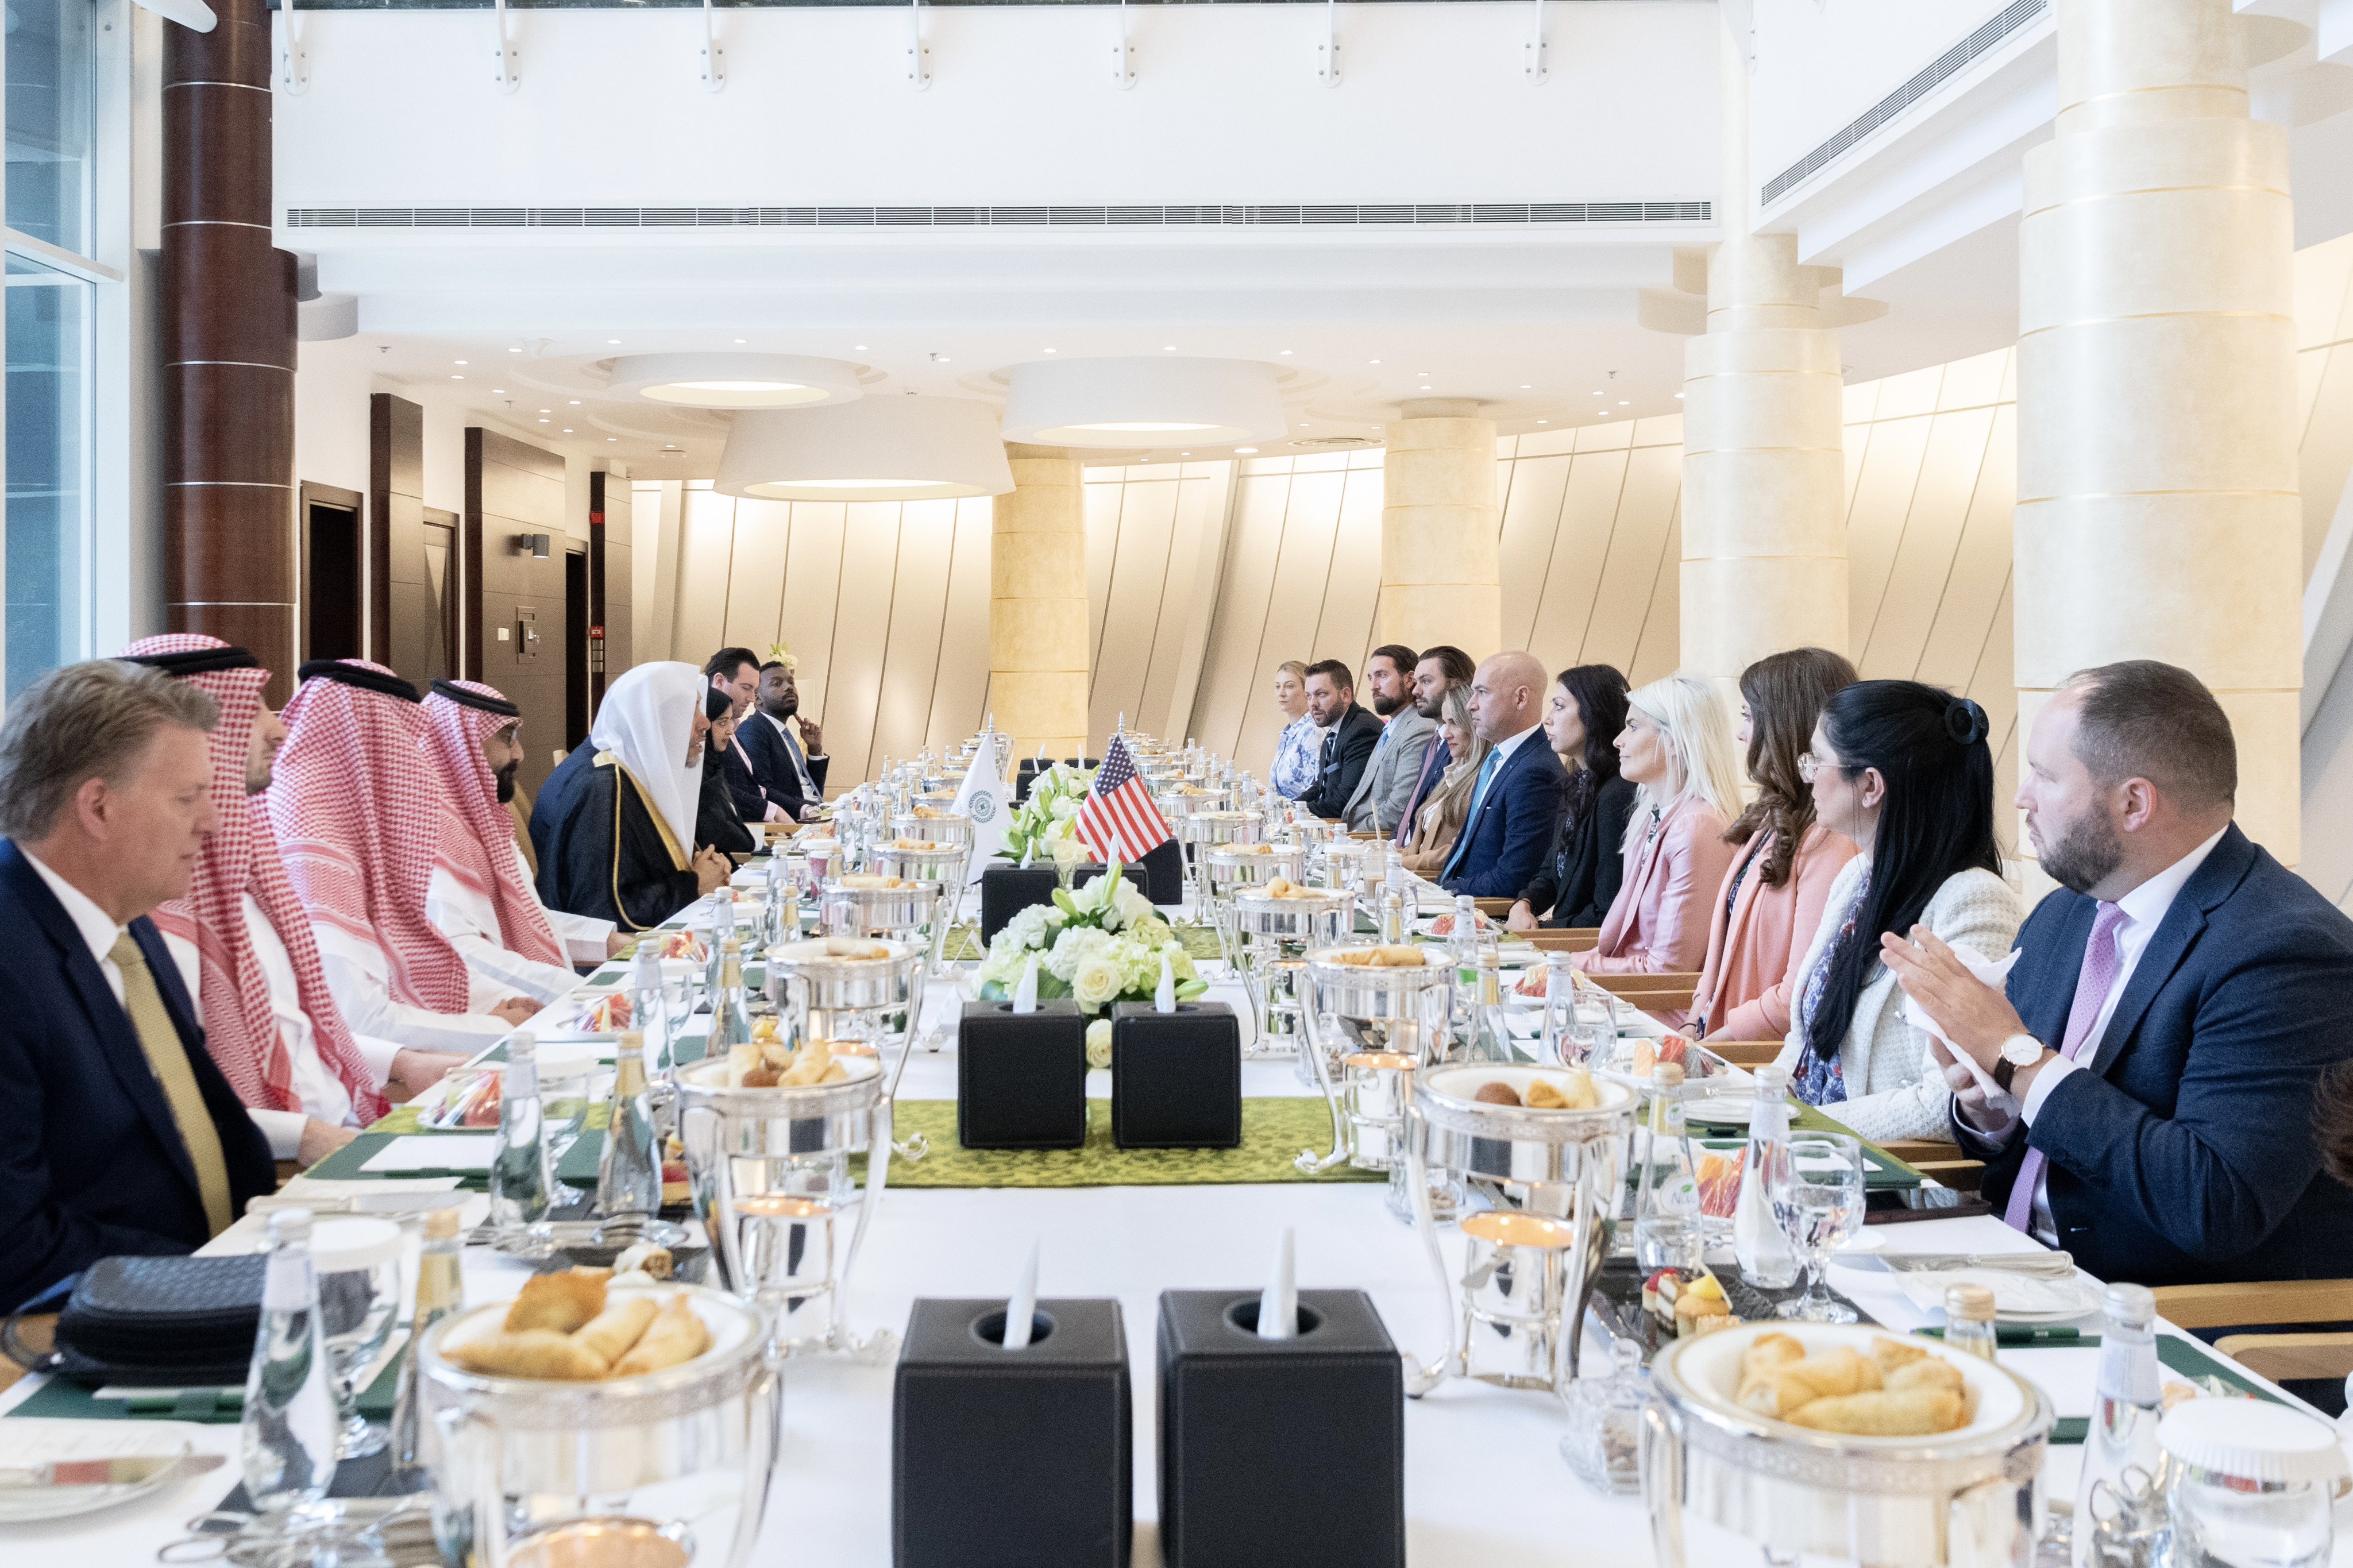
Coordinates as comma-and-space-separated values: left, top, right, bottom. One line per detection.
763, 712, 820, 800
1971, 825, 2228, 1245
161, 895, 405, 1160
25, 850, 128, 1004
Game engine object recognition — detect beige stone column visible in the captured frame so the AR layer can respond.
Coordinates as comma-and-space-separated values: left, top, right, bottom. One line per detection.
1680, 24, 1848, 686
990, 446, 1090, 762
1378, 399, 1499, 659
2016, 0, 2300, 863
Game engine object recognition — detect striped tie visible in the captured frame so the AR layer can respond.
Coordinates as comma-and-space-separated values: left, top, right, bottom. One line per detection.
110, 934, 234, 1236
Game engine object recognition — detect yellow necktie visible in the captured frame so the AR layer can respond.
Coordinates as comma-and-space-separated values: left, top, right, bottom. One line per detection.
109, 934, 234, 1236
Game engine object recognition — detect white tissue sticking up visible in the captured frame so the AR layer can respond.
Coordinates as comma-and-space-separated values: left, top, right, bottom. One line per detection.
1258, 1227, 1298, 1342
1004, 1240, 1040, 1350
1155, 952, 1176, 1014
1020, 836, 1035, 869
1013, 953, 1040, 1014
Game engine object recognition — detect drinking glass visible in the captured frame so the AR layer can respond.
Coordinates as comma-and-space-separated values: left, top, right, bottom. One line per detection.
1765, 1132, 1865, 1323
310, 1219, 402, 1459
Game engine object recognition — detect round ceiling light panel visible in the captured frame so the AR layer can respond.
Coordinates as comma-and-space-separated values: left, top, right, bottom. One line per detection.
715, 396, 1014, 503
605, 352, 863, 410
1001, 356, 1287, 448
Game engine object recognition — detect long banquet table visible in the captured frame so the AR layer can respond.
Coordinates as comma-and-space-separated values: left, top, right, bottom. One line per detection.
5, 875, 2344, 1567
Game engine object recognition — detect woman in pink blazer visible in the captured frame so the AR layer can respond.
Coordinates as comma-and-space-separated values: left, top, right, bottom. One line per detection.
1690, 649, 1861, 1039
1574, 673, 1745, 976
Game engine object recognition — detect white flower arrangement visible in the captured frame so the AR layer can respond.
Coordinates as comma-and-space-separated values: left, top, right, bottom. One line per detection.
997, 763, 1094, 864
974, 862, 1207, 1017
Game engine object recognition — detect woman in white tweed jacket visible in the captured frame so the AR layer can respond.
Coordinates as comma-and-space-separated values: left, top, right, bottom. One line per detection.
1772, 681, 2024, 1144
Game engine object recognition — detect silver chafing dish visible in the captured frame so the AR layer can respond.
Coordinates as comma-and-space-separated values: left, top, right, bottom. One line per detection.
819, 876, 941, 943
1181, 808, 1265, 907
1295, 945, 1453, 1170
674, 1055, 896, 1361
1222, 885, 1348, 1054
1642, 1323, 2052, 1568
1400, 1062, 1635, 1396
865, 845, 967, 962
763, 937, 930, 1158
891, 810, 973, 848
418, 1284, 778, 1568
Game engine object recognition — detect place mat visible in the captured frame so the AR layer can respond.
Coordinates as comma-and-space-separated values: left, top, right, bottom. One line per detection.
7, 1346, 403, 1426
552, 1098, 1382, 1191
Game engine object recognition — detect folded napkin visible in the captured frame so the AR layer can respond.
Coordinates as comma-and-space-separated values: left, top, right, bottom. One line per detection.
1891, 1263, 2095, 1318
1898, 942, 2020, 1099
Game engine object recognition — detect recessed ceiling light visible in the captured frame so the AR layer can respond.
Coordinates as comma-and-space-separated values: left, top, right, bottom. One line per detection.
608, 437, 617, 442
1619, 401, 1630, 406
1519, 384, 1531, 390
1537, 419, 1548, 424
854, 343, 869, 350
454, 360, 468, 366
1235, 447, 1258, 454
1044, 347, 1057, 354
1279, 349, 1293, 356
1675, 392, 1685, 400
508, 347, 521, 354
607, 339, 620, 345
1299, 423, 1310, 428
493, 389, 505, 394
539, 418, 549, 423
451, 375, 463, 380
1369, 358, 1381, 365
569, 400, 581, 405
734, 338, 746, 344
1181, 451, 1191, 456
540, 409, 551, 414
1593, 390, 1603, 396
563, 428, 573, 433
1163, 345, 1177, 352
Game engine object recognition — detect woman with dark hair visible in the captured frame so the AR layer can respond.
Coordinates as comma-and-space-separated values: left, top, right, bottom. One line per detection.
1773, 680, 2023, 1141
695, 688, 757, 860
1690, 649, 1861, 1040
1507, 665, 1635, 931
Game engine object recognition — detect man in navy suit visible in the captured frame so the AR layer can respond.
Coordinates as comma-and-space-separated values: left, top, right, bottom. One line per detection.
0, 659, 276, 1312
1440, 651, 1569, 898
1885, 660, 2353, 1287
739, 660, 830, 823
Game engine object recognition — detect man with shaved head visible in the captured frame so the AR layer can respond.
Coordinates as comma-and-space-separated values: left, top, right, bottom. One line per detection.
1439, 650, 1568, 897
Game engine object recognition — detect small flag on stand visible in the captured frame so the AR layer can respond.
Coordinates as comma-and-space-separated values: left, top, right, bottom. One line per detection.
1074, 733, 1172, 866
952, 719, 1013, 883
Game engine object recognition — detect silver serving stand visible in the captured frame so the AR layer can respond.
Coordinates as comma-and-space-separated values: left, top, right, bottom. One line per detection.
1294, 947, 1453, 1171
417, 1284, 779, 1568
1178, 808, 1264, 910
1642, 1324, 2053, 1568
1222, 884, 1344, 1055
867, 845, 970, 963
674, 1056, 897, 1362
1399, 1063, 1636, 1397
765, 935, 931, 1158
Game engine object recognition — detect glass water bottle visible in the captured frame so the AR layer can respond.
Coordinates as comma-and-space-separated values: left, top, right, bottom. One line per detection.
241, 1208, 340, 1518
1733, 1064, 1800, 1288
488, 1035, 550, 1231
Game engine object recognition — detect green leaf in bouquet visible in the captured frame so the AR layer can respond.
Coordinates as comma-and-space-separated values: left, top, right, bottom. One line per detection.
1175, 979, 1209, 1000
1052, 886, 1079, 917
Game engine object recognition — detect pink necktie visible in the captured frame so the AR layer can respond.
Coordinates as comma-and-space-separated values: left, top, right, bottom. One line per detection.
2003, 901, 2127, 1232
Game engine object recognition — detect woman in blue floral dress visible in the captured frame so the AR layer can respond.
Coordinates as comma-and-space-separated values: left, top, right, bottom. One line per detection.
1268, 660, 1320, 800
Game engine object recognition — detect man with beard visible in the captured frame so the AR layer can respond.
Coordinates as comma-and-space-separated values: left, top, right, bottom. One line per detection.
124, 637, 467, 1165
1342, 643, 1436, 835
1393, 643, 1476, 849
738, 659, 830, 822
1883, 660, 2353, 1285
423, 679, 620, 1005
1296, 659, 1382, 821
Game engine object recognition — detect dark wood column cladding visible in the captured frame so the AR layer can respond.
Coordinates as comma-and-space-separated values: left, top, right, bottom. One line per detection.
163, 0, 298, 706
588, 470, 635, 717
466, 428, 569, 797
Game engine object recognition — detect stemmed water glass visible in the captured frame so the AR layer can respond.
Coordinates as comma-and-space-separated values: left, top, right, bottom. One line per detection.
1765, 1131, 1866, 1323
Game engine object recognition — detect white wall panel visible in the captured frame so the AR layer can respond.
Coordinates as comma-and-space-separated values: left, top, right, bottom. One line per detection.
926, 498, 996, 753
823, 504, 905, 786
720, 497, 790, 656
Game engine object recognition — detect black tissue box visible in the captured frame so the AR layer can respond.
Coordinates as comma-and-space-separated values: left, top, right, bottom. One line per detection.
893, 1297, 1132, 1568
1156, 1289, 1404, 1568
958, 999, 1089, 1149
979, 864, 1106, 942
1132, 839, 1185, 907
1109, 1002, 1240, 1150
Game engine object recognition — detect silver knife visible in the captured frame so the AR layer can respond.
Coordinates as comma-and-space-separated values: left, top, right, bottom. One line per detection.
0, 1451, 222, 1490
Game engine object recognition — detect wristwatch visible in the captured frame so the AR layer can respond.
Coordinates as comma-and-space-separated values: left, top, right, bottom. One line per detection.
1992, 1033, 2045, 1093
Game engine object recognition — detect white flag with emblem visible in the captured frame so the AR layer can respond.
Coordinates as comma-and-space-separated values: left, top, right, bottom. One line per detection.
952, 721, 1013, 883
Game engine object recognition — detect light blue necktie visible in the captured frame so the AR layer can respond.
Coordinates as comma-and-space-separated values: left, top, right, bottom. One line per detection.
1441, 747, 1505, 880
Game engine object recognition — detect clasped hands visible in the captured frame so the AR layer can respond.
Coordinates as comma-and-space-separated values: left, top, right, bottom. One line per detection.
1878, 926, 2042, 1124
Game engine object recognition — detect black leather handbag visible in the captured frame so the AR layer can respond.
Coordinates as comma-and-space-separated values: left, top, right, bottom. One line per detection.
3, 1254, 265, 1387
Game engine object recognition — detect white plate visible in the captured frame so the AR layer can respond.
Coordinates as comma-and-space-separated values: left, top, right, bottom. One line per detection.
0, 1421, 208, 1523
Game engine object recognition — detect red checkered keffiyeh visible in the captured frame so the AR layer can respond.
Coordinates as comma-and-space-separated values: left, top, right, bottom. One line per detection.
124, 635, 388, 1123
267, 658, 472, 1014
422, 680, 566, 968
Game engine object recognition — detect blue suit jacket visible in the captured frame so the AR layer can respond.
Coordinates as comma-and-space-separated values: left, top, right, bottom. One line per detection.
0, 841, 275, 1312
1955, 825, 2353, 1286
737, 712, 828, 820
1438, 735, 1569, 899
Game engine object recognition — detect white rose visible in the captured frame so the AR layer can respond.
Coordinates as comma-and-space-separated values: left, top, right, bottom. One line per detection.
1085, 1018, 1113, 1069
1072, 954, 1124, 1010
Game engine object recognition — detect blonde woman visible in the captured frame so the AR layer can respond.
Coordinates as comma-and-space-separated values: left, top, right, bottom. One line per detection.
1574, 673, 1745, 975
1399, 686, 1490, 877
1268, 661, 1319, 800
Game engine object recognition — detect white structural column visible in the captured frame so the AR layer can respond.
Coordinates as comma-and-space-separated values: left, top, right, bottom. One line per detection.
2016, 0, 2300, 861
1679, 26, 1847, 684
990, 447, 1090, 762
1378, 398, 1500, 660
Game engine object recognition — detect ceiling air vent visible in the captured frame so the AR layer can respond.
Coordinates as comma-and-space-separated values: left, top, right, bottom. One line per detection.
284, 201, 1712, 232
1291, 436, 1376, 450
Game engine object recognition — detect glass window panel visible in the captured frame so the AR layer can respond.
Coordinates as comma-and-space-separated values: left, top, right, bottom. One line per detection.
6, 0, 93, 257
7, 251, 88, 700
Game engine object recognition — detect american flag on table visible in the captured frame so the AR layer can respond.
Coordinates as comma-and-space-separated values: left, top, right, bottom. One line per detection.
1075, 734, 1172, 864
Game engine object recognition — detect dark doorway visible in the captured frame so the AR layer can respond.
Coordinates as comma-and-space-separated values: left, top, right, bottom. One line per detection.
420, 508, 460, 685
299, 483, 365, 663
565, 544, 590, 751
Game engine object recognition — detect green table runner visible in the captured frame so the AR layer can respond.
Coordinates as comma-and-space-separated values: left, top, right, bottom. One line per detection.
7, 1346, 403, 1424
